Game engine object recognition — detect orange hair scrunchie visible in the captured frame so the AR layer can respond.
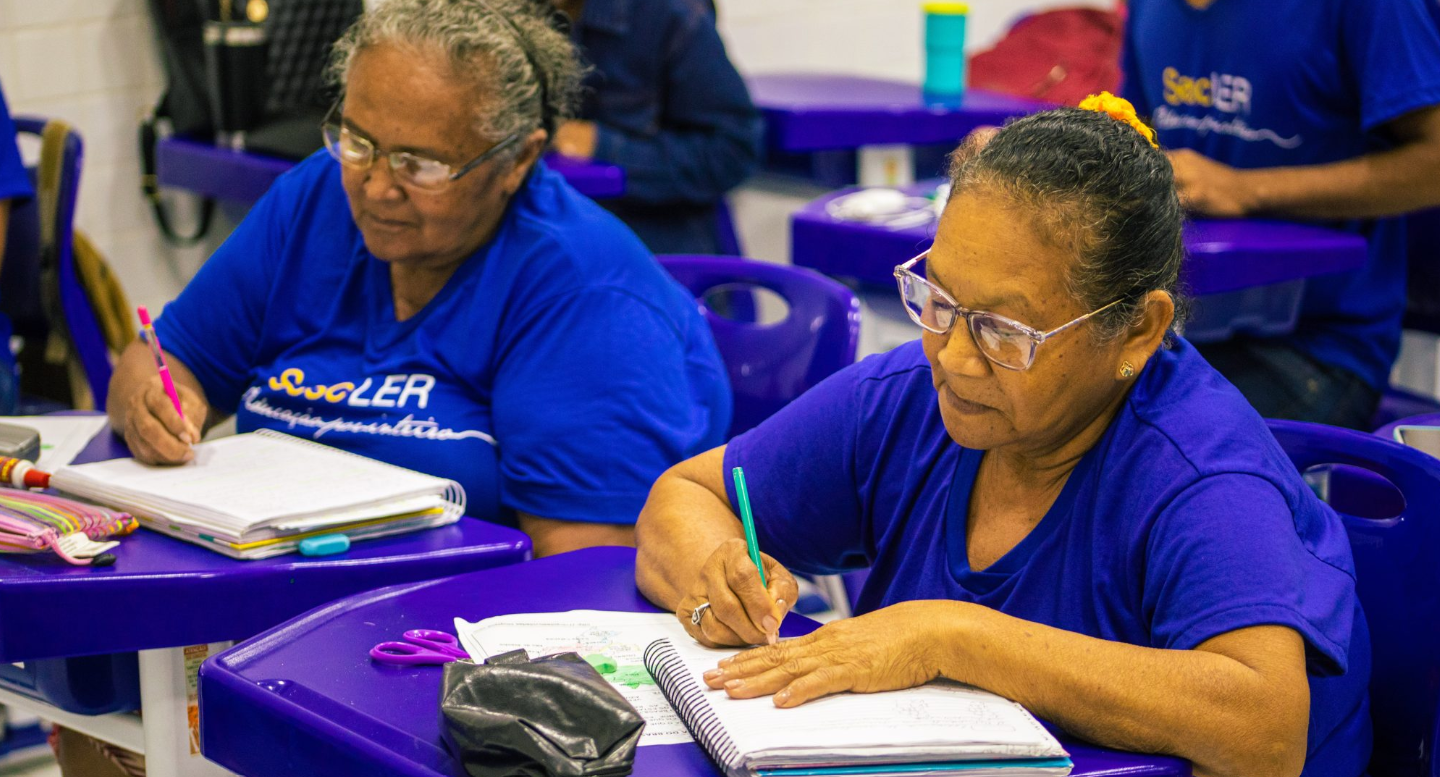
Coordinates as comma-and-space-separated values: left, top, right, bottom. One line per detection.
1079, 92, 1159, 149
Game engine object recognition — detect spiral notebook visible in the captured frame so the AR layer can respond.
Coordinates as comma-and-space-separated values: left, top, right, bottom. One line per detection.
50, 430, 466, 559
644, 633, 1072, 777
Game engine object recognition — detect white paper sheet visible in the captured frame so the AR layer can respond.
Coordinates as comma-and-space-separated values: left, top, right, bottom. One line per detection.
453, 610, 727, 747
2, 415, 107, 471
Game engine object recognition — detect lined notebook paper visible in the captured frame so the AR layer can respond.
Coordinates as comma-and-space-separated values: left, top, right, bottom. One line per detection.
51, 430, 465, 558
645, 635, 1071, 777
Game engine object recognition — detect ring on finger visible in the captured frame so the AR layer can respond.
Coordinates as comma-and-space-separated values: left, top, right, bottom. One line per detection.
691, 602, 711, 627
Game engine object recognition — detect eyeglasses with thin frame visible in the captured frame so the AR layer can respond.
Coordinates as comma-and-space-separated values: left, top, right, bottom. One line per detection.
893, 250, 1123, 371
320, 102, 522, 192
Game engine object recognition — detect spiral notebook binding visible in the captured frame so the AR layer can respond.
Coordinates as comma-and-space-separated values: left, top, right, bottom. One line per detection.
644, 639, 742, 774
253, 428, 469, 515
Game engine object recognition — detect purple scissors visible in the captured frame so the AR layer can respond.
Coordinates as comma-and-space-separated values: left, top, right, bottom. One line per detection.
370, 629, 470, 666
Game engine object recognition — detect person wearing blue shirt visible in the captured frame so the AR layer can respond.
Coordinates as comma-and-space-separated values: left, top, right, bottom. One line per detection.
1122, 0, 1440, 430
0, 79, 33, 282
106, 0, 731, 557
636, 103, 1370, 777
548, 0, 763, 254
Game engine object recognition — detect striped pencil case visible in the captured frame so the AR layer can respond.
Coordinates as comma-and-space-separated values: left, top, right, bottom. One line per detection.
0, 490, 137, 566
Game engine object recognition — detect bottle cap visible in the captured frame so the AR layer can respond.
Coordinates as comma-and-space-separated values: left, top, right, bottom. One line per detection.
924, 2, 969, 14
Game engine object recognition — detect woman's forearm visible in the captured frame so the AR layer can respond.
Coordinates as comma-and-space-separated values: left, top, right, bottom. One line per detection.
934, 603, 1308, 777
634, 447, 746, 609
1240, 144, 1440, 219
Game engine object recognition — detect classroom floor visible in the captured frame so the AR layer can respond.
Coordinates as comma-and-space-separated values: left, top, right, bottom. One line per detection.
0, 752, 58, 777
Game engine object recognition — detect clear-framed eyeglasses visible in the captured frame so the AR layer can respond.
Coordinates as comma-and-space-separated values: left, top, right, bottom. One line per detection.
893, 250, 1123, 371
320, 102, 522, 192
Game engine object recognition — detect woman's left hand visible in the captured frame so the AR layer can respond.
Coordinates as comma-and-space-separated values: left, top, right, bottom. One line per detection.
701, 600, 953, 708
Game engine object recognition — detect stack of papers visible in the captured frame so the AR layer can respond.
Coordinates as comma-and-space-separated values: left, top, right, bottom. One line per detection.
51, 430, 465, 559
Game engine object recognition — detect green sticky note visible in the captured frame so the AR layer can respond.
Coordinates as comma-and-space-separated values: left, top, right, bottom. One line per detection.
612, 665, 655, 688
585, 654, 617, 674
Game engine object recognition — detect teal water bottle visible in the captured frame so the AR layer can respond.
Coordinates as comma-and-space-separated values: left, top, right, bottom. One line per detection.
924, 2, 969, 97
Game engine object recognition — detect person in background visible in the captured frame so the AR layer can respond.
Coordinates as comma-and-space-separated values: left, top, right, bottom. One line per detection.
107, 0, 731, 559
550, 0, 762, 255
1123, 0, 1440, 430
0, 80, 33, 414
637, 103, 1370, 777
0, 80, 29, 263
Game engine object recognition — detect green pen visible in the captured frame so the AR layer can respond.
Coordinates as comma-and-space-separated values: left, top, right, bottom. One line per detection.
731, 466, 767, 588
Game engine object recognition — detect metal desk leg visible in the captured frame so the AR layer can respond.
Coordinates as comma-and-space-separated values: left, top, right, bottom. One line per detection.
138, 644, 235, 777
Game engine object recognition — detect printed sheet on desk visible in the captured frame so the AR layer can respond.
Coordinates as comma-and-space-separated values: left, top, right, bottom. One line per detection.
454, 610, 710, 746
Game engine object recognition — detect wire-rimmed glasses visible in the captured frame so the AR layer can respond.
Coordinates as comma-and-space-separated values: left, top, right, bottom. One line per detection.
320, 102, 522, 192
894, 250, 1122, 371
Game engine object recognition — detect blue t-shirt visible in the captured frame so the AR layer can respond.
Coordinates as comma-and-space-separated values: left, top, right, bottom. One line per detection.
155, 153, 731, 526
1122, 0, 1440, 390
0, 80, 33, 202
723, 340, 1371, 777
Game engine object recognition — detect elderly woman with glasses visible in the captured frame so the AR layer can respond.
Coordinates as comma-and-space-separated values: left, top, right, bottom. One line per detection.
107, 0, 730, 557
635, 100, 1370, 777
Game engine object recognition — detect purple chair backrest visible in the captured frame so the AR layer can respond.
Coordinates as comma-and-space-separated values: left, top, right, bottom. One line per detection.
6, 118, 110, 410
1268, 419, 1440, 777
659, 255, 861, 439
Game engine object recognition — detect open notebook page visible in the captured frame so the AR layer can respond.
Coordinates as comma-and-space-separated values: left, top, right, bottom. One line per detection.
658, 632, 1067, 768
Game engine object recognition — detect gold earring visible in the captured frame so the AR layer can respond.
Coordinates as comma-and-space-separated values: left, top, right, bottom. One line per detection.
1119, 361, 1135, 379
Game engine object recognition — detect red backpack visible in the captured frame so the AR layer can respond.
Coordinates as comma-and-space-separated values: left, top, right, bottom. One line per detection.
968, 6, 1125, 107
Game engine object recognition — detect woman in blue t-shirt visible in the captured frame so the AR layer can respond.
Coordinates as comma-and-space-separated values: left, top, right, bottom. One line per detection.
636, 100, 1371, 777
106, 0, 731, 556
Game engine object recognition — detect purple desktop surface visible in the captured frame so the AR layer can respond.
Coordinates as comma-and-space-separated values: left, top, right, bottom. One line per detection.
155, 136, 625, 202
791, 183, 1367, 295
748, 73, 1049, 152
200, 547, 1190, 777
0, 424, 530, 662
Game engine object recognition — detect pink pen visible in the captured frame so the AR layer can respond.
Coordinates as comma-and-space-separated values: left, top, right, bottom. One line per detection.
137, 306, 185, 421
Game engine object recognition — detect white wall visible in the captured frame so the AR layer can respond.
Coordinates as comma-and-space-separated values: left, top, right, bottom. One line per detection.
0, 0, 224, 313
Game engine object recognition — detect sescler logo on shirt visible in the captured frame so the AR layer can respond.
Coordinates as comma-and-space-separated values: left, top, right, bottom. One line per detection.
240, 367, 496, 445
1153, 66, 1302, 149
1162, 66, 1252, 114
267, 367, 436, 409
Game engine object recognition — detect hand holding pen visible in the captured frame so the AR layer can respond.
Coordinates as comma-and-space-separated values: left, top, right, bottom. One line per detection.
120, 306, 206, 465
680, 467, 797, 649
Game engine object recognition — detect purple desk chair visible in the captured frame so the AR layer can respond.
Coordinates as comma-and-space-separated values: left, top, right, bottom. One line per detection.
2, 118, 110, 410
659, 256, 860, 438
1268, 420, 1440, 777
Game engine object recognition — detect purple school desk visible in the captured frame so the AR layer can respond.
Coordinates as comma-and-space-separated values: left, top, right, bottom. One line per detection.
792, 182, 1368, 343
747, 74, 1048, 187
200, 547, 1191, 777
747, 74, 1047, 153
155, 136, 627, 202
0, 421, 530, 777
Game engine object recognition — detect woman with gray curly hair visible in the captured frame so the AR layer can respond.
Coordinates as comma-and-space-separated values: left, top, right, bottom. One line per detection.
108, 0, 731, 558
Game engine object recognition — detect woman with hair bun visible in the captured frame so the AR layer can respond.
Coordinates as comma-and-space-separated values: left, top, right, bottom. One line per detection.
636, 97, 1370, 777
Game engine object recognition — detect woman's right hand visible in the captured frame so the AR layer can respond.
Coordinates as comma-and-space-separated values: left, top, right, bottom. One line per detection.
677, 538, 800, 648
120, 376, 207, 465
